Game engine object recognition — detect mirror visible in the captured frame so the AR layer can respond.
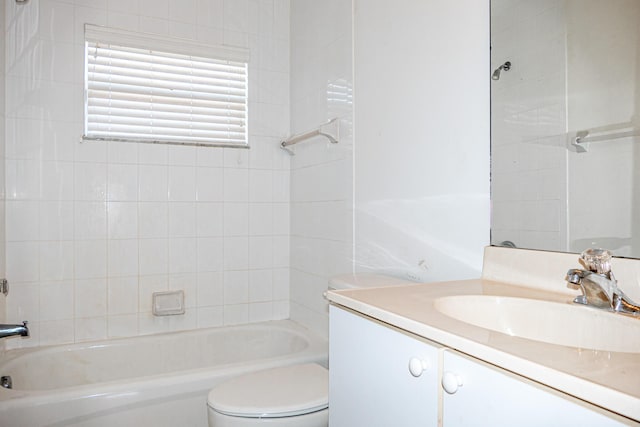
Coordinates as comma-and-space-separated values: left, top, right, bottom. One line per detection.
490, 0, 640, 258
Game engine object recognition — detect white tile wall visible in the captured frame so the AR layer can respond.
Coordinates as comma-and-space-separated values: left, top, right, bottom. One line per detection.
289, 0, 353, 339
3, 0, 291, 348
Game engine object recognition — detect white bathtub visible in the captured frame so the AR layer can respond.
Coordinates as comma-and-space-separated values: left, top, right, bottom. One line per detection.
0, 320, 327, 427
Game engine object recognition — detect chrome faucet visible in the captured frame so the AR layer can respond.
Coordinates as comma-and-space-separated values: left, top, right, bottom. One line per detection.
0, 321, 29, 339
566, 249, 640, 316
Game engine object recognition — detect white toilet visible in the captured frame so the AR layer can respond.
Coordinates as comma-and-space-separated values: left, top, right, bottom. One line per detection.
206, 273, 414, 427
207, 363, 329, 426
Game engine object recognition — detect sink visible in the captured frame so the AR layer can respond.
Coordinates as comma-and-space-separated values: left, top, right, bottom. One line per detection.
434, 295, 640, 353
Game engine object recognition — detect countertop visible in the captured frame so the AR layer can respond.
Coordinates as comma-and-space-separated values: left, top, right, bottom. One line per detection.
327, 278, 640, 423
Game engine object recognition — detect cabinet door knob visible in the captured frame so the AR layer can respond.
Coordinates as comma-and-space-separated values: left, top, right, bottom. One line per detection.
408, 357, 429, 377
442, 371, 463, 394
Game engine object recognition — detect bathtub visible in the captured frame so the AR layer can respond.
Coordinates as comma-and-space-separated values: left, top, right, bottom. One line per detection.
0, 320, 327, 427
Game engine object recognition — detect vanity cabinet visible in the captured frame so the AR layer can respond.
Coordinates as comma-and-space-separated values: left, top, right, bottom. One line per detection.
330, 306, 632, 427
329, 306, 440, 427
442, 350, 628, 427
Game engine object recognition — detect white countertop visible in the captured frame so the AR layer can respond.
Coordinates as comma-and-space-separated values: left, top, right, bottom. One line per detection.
327, 278, 640, 422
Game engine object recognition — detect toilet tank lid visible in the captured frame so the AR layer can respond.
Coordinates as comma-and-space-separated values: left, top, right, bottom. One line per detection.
207, 363, 328, 418
328, 273, 415, 290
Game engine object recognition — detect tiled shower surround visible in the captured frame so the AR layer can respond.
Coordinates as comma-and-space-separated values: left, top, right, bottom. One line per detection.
2, 0, 489, 348
3, 0, 293, 348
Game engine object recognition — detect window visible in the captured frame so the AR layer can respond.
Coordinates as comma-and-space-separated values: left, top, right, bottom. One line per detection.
83, 25, 249, 147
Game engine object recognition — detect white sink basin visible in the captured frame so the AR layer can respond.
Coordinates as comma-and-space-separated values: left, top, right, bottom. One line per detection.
434, 295, 640, 353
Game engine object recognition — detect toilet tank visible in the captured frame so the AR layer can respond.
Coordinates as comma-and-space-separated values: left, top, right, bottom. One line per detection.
328, 273, 415, 291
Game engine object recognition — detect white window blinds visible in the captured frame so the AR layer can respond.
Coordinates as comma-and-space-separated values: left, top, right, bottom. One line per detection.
84, 25, 249, 147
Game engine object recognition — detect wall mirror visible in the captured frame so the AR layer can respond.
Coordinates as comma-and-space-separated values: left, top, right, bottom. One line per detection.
490, 0, 640, 258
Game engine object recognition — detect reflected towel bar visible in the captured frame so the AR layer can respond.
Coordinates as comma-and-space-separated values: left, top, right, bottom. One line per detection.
280, 118, 339, 155
571, 124, 639, 153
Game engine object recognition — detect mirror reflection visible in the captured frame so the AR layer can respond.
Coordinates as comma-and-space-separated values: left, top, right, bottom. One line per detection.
490, 0, 640, 258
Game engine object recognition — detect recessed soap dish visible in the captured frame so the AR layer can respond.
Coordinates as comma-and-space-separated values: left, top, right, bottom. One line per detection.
152, 290, 185, 316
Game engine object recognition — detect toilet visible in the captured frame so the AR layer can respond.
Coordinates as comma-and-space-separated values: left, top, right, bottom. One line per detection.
206, 273, 414, 427
207, 363, 329, 426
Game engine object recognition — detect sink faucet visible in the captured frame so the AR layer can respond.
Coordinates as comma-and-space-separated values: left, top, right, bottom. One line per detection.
0, 321, 29, 339
566, 249, 640, 316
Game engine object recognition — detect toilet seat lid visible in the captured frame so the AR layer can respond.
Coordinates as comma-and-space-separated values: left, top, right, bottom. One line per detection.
207, 363, 328, 418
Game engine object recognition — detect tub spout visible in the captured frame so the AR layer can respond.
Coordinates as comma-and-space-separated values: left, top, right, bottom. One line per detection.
0, 321, 29, 339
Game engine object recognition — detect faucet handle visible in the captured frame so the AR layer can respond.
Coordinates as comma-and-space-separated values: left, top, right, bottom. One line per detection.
580, 248, 613, 276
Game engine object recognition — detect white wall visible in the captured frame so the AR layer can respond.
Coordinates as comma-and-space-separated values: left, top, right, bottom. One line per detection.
353, 0, 490, 281
289, 0, 353, 338
3, 0, 291, 349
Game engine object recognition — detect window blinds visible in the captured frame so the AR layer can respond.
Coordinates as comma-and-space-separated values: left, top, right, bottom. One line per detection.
83, 25, 249, 147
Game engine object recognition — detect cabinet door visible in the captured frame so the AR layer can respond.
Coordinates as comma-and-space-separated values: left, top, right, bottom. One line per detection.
329, 306, 439, 427
442, 350, 629, 427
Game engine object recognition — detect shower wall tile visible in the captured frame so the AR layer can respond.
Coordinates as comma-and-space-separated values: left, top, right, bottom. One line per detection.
223, 303, 248, 325
138, 202, 168, 238
39, 281, 74, 321
197, 271, 224, 306
6, 200, 39, 241
74, 279, 107, 319
107, 202, 138, 239
249, 203, 273, 236
289, 0, 353, 340
196, 203, 223, 237
223, 168, 249, 202
223, 237, 249, 270
6, 159, 41, 200
196, 306, 224, 328
168, 203, 197, 238
108, 277, 139, 315
7, 283, 39, 323
6, 241, 39, 282
41, 161, 74, 200
39, 201, 74, 241
249, 269, 273, 302
223, 203, 249, 236
39, 241, 74, 281
75, 316, 108, 342
168, 238, 197, 273
196, 237, 224, 272
248, 302, 272, 322
3, 0, 291, 349
196, 168, 223, 202
138, 238, 169, 276
249, 236, 273, 269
